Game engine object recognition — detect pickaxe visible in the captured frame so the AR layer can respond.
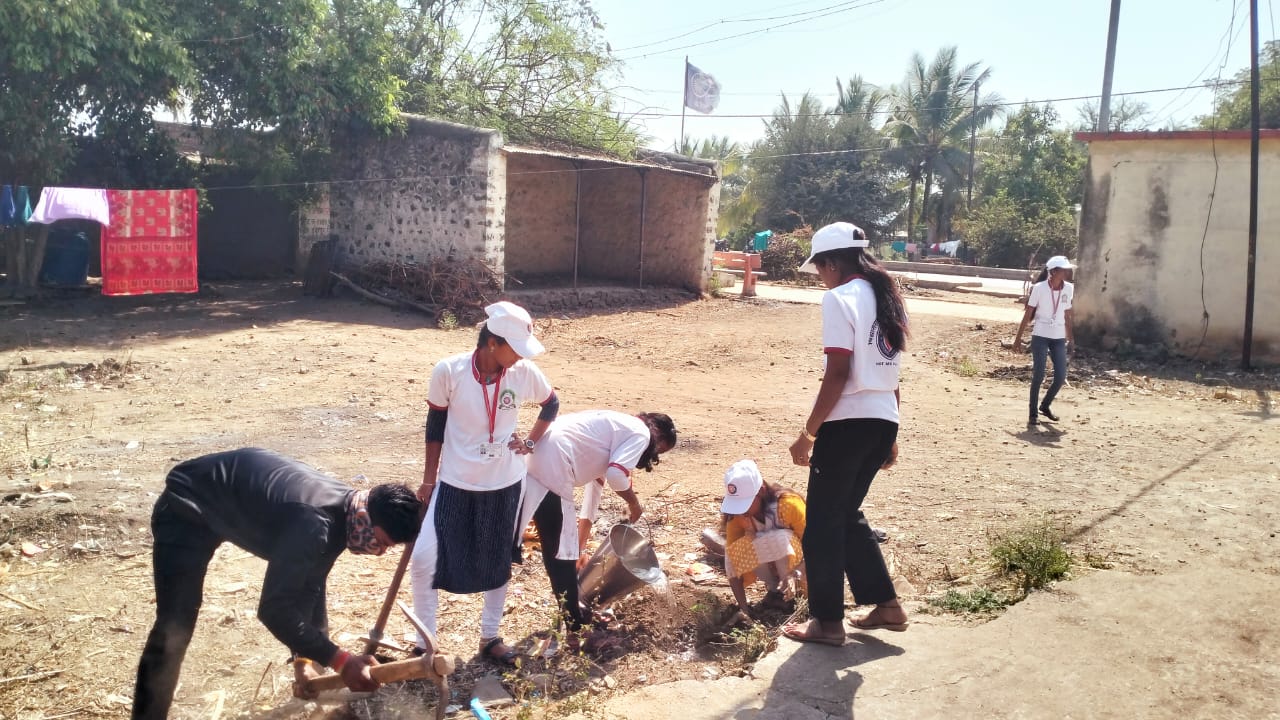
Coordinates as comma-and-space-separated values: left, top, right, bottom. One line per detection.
299, 601, 455, 720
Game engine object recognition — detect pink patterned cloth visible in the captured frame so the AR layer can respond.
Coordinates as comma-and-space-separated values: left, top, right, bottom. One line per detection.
100, 189, 199, 296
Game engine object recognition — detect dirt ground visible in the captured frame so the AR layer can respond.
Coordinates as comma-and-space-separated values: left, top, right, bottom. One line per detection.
0, 281, 1276, 720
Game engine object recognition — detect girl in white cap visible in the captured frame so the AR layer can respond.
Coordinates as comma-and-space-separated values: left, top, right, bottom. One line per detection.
785, 221, 910, 646
519, 409, 678, 651
411, 301, 560, 665
1013, 256, 1076, 428
719, 459, 807, 620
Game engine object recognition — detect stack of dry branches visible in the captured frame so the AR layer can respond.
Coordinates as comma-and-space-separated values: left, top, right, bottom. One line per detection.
338, 258, 501, 323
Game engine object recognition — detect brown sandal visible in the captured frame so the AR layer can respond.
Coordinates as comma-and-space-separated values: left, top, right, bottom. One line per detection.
480, 637, 519, 666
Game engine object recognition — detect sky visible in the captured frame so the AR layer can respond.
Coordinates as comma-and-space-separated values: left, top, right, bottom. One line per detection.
589, 0, 1266, 151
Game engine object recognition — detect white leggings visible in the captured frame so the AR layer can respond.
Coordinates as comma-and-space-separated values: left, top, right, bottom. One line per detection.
410, 484, 508, 647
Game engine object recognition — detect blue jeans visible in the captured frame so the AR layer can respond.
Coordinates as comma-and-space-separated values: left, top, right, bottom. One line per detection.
1030, 336, 1068, 417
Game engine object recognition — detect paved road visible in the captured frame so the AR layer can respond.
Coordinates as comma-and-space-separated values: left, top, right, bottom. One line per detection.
749, 282, 1023, 324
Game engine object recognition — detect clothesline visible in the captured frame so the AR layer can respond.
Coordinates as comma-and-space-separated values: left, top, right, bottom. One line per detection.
1, 185, 200, 296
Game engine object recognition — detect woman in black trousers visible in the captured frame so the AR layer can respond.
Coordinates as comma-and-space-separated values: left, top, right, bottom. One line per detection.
784, 222, 910, 646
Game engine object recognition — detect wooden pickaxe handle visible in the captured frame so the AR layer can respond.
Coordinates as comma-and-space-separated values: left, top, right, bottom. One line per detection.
363, 539, 416, 655
302, 655, 433, 694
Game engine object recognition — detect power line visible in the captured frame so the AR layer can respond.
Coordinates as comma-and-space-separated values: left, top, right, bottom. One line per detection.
201, 124, 1241, 195
621, 80, 1253, 120
616, 0, 895, 61
613, 0, 888, 53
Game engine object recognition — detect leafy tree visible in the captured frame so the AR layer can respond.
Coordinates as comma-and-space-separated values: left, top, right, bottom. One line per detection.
748, 93, 901, 234
171, 0, 405, 191
959, 104, 1084, 267
394, 0, 637, 152
0, 0, 404, 189
885, 47, 1001, 243
955, 195, 1076, 269
980, 105, 1084, 217
0, 0, 192, 184
1198, 40, 1280, 129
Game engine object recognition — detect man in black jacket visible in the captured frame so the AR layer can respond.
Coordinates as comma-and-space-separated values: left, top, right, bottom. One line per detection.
131, 448, 422, 720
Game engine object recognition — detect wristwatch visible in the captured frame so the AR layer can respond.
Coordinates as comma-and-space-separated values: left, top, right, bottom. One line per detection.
523, 438, 536, 450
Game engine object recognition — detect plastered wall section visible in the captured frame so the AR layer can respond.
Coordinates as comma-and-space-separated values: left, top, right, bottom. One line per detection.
1076, 137, 1279, 361
329, 116, 506, 276
503, 153, 578, 279
578, 167, 718, 289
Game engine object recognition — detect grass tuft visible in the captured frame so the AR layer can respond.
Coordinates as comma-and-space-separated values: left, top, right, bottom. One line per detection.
952, 355, 979, 377
927, 587, 1011, 614
989, 517, 1072, 593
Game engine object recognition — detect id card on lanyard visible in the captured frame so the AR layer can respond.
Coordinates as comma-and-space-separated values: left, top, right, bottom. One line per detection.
473, 353, 508, 463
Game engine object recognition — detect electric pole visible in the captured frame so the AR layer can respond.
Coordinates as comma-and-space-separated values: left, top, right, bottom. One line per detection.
1098, 0, 1122, 131
1244, 0, 1260, 368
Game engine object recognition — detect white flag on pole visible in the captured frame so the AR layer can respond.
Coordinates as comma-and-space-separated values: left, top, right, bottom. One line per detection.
684, 61, 721, 114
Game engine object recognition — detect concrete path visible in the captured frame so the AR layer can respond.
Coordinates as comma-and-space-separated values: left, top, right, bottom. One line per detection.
748, 282, 1023, 324
573, 567, 1279, 720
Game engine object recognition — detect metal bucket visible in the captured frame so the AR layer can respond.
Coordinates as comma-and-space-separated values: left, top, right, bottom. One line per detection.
577, 523, 666, 607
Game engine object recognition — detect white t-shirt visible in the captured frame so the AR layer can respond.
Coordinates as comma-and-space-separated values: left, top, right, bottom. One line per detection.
1027, 280, 1074, 340
820, 277, 901, 423
527, 410, 649, 500
428, 351, 554, 491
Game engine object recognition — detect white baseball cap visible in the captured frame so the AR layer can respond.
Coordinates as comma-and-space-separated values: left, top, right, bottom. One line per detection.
720, 459, 764, 515
484, 301, 545, 358
799, 222, 870, 273
1046, 256, 1075, 271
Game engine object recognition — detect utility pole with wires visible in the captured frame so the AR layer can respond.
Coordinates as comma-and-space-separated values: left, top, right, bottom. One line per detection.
1243, 0, 1260, 369
1098, 0, 1122, 131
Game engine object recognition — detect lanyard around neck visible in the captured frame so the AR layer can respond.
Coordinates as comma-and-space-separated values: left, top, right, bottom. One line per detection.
471, 352, 505, 442
1049, 286, 1063, 320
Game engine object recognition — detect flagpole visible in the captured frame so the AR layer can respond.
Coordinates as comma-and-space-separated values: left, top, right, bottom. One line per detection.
680, 55, 689, 152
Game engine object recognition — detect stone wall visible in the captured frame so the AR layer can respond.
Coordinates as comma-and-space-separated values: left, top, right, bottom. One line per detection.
330, 115, 504, 273
1075, 131, 1280, 362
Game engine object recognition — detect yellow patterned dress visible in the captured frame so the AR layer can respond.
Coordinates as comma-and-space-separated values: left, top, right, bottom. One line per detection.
723, 493, 807, 592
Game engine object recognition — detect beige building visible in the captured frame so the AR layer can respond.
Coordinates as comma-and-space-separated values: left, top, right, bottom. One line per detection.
1075, 130, 1279, 363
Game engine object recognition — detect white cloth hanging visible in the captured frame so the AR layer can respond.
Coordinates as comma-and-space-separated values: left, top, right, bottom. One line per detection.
29, 187, 111, 225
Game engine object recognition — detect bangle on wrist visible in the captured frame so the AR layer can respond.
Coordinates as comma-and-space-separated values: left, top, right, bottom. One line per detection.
330, 649, 350, 671
801, 428, 817, 442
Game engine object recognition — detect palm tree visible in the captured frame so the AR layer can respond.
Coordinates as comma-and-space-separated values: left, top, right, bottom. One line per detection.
835, 75, 889, 126
886, 47, 1001, 243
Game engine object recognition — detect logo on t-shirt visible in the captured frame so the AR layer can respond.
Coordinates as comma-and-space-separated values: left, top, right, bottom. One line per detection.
873, 321, 899, 360
498, 389, 518, 410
